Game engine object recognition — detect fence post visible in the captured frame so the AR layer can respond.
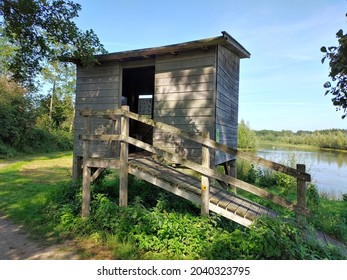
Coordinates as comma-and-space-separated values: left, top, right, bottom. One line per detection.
201, 131, 210, 216
229, 159, 237, 193
82, 116, 91, 217
296, 164, 307, 221
119, 106, 129, 207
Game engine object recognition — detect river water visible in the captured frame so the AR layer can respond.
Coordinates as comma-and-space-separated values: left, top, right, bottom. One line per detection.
256, 145, 347, 199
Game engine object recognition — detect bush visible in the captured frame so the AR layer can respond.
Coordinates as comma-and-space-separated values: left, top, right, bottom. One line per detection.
0, 140, 17, 159
47, 171, 346, 260
238, 120, 257, 149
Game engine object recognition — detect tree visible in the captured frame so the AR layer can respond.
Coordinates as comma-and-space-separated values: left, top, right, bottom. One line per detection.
0, 0, 106, 88
0, 26, 18, 76
0, 76, 34, 149
37, 60, 75, 131
321, 13, 347, 119
238, 120, 257, 149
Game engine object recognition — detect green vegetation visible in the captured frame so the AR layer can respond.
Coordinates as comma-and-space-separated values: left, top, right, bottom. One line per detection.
237, 157, 347, 244
0, 153, 345, 260
237, 120, 257, 150
255, 129, 347, 151
0, 0, 105, 159
0, 76, 73, 159
0, 36, 75, 158
321, 13, 347, 119
0, 0, 106, 88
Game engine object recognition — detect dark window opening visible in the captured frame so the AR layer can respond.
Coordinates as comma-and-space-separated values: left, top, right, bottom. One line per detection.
122, 66, 155, 151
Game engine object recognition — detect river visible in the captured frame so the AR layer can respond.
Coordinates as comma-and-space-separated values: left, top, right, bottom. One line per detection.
256, 144, 347, 199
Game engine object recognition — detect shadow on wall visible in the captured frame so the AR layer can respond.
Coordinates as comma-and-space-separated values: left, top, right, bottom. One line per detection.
153, 64, 215, 162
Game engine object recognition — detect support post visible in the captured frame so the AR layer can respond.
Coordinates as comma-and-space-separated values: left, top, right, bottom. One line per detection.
224, 160, 237, 194
201, 131, 210, 216
82, 116, 91, 217
230, 159, 237, 193
82, 165, 91, 217
119, 106, 129, 207
72, 155, 83, 181
296, 164, 307, 221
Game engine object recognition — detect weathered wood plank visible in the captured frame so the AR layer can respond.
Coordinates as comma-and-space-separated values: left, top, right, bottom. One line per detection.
80, 134, 122, 141
128, 164, 202, 205
156, 51, 215, 71
76, 96, 119, 104
79, 108, 311, 182
77, 64, 120, 78
243, 203, 260, 220
84, 158, 121, 169
76, 81, 119, 91
123, 135, 309, 215
201, 132, 210, 216
76, 89, 119, 98
155, 66, 214, 79
155, 107, 214, 117
154, 99, 213, 110
76, 75, 120, 85
125, 110, 311, 181
129, 158, 261, 227
153, 116, 214, 126
119, 106, 129, 207
156, 73, 214, 86
209, 204, 253, 227
155, 84, 214, 94
82, 116, 91, 217
81, 165, 91, 217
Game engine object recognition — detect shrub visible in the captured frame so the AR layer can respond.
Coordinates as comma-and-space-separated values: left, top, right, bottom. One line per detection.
0, 140, 17, 159
48, 170, 345, 260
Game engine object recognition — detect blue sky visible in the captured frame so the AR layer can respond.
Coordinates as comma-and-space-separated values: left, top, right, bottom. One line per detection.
76, 0, 347, 131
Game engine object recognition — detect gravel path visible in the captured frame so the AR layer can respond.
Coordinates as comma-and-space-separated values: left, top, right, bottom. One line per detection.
0, 213, 80, 260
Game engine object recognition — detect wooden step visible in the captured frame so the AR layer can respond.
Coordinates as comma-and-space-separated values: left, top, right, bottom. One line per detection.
128, 157, 276, 227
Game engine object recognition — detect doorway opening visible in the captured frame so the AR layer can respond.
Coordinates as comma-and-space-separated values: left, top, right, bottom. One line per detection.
122, 66, 155, 151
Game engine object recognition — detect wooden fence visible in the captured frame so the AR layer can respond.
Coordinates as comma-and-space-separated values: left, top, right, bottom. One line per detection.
79, 106, 311, 220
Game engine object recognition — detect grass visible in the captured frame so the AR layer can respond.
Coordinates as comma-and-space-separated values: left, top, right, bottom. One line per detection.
258, 140, 320, 151
0, 151, 345, 259
258, 140, 347, 153
0, 151, 72, 240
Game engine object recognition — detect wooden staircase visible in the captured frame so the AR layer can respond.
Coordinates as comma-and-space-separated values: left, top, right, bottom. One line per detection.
78, 106, 311, 224
128, 157, 276, 227
77, 106, 347, 256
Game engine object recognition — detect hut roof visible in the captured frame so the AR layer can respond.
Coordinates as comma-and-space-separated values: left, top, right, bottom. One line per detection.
96, 31, 250, 62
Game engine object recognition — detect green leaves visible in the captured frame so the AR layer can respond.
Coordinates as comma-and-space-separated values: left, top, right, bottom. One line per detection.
336, 29, 344, 38
0, 0, 106, 88
321, 13, 347, 119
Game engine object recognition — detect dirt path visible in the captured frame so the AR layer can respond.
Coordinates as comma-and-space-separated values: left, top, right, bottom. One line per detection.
0, 213, 80, 260
0, 157, 81, 260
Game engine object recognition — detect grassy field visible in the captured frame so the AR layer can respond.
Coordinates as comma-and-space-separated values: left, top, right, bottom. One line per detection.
0, 151, 73, 240
0, 151, 346, 259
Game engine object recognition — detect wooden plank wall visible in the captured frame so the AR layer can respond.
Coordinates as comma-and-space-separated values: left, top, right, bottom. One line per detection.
153, 49, 216, 162
74, 62, 121, 157
215, 45, 240, 165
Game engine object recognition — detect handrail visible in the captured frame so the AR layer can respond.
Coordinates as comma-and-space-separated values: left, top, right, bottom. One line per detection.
80, 108, 311, 182
80, 133, 309, 215
79, 107, 311, 217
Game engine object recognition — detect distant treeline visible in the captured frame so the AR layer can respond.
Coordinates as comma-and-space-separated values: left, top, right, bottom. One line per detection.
255, 129, 347, 150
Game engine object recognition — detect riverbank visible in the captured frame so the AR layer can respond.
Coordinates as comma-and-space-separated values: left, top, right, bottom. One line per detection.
256, 141, 347, 200
0, 152, 345, 259
257, 140, 347, 153
258, 140, 320, 151
255, 128, 347, 151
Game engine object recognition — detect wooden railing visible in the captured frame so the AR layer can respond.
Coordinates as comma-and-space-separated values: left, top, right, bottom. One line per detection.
79, 106, 311, 219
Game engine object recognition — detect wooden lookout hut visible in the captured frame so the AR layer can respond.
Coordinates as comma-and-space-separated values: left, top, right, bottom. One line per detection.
72, 31, 250, 179
71, 32, 315, 230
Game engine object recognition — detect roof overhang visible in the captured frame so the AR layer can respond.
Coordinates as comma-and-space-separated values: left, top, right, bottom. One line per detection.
96, 31, 250, 62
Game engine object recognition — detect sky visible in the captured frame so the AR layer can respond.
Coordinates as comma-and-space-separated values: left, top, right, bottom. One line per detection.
75, 0, 347, 131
